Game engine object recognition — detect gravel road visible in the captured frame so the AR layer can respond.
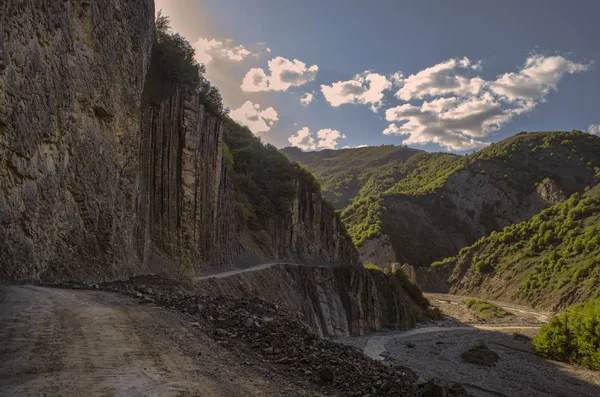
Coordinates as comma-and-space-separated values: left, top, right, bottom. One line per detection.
0, 285, 323, 397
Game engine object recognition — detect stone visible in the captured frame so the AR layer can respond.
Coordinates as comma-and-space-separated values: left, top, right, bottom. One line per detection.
460, 343, 500, 367
214, 328, 228, 338
245, 318, 255, 328
319, 368, 335, 382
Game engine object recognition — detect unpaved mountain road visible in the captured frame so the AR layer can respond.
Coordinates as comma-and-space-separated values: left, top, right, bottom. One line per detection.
338, 293, 600, 397
0, 285, 323, 397
196, 263, 298, 280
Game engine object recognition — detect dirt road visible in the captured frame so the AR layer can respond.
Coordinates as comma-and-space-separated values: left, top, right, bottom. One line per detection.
0, 286, 323, 397
196, 263, 296, 281
337, 293, 600, 397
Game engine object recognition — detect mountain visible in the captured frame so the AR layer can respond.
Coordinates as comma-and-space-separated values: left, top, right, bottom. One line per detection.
0, 1, 357, 282
283, 132, 600, 267
420, 185, 600, 311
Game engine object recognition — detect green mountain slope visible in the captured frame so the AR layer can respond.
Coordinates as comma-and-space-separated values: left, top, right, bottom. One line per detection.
433, 187, 600, 311
283, 131, 600, 267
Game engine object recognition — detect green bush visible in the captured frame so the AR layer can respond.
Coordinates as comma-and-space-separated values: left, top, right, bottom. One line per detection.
154, 12, 224, 115
364, 263, 383, 272
533, 298, 600, 369
464, 298, 509, 320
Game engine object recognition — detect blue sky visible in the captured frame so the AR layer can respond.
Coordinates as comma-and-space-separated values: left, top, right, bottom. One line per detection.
155, 0, 600, 152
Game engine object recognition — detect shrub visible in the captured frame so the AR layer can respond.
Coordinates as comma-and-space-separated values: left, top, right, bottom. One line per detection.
364, 263, 383, 272
533, 298, 600, 369
464, 298, 509, 320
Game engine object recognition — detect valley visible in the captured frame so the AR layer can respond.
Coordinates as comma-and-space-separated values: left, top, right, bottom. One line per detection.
1, 0, 600, 396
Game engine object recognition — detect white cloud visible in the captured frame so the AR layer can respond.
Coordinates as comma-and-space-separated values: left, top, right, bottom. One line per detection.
194, 38, 254, 65
321, 72, 392, 112
382, 54, 590, 151
229, 101, 278, 134
384, 107, 490, 151
241, 56, 318, 92
317, 129, 347, 149
288, 127, 317, 150
342, 144, 368, 149
288, 127, 346, 150
394, 57, 485, 101
300, 93, 314, 106
490, 55, 590, 102
588, 124, 600, 135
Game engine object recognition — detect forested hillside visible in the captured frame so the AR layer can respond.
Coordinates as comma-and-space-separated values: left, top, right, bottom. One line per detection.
434, 187, 600, 310
283, 131, 600, 267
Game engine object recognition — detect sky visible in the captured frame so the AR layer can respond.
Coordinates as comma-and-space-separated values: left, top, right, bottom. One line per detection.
154, 0, 600, 153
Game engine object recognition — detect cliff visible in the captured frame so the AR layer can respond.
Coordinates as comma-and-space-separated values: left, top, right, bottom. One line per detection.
0, 0, 155, 281
198, 265, 424, 337
0, 0, 358, 282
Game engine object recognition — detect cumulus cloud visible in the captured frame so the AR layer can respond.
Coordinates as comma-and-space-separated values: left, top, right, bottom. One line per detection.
288, 127, 317, 150
384, 101, 491, 151
321, 72, 392, 112
229, 101, 278, 134
288, 127, 346, 150
490, 55, 591, 102
382, 54, 590, 151
194, 38, 254, 65
300, 93, 314, 106
588, 124, 600, 135
242, 56, 318, 92
394, 57, 484, 101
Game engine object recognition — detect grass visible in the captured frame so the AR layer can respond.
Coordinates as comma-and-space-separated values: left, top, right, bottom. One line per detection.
464, 298, 510, 320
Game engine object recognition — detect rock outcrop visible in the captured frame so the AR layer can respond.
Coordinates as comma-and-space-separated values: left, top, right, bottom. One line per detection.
0, 0, 358, 282
198, 265, 424, 337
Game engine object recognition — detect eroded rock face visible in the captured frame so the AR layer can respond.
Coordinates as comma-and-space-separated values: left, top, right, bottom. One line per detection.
0, 0, 155, 281
0, 1, 358, 282
198, 265, 423, 337
358, 167, 568, 269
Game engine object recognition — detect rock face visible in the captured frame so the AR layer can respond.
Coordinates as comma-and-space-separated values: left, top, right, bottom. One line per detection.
0, 0, 155, 281
0, 1, 358, 282
198, 265, 424, 337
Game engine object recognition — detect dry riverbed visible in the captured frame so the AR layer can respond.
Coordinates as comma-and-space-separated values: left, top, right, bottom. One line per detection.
337, 293, 600, 397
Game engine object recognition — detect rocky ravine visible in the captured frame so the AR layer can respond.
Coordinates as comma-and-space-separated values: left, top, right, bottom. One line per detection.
0, 0, 358, 283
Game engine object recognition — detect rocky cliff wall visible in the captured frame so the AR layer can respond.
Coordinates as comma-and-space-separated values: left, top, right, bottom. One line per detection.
0, 0, 155, 281
0, 0, 358, 282
198, 265, 423, 337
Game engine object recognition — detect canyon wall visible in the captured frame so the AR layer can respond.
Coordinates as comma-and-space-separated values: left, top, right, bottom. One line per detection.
0, 0, 155, 281
0, 0, 358, 282
198, 265, 424, 337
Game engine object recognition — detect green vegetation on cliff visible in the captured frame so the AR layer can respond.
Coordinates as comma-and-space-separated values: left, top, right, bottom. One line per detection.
533, 298, 600, 369
153, 12, 224, 114
153, 13, 328, 234
223, 119, 323, 232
